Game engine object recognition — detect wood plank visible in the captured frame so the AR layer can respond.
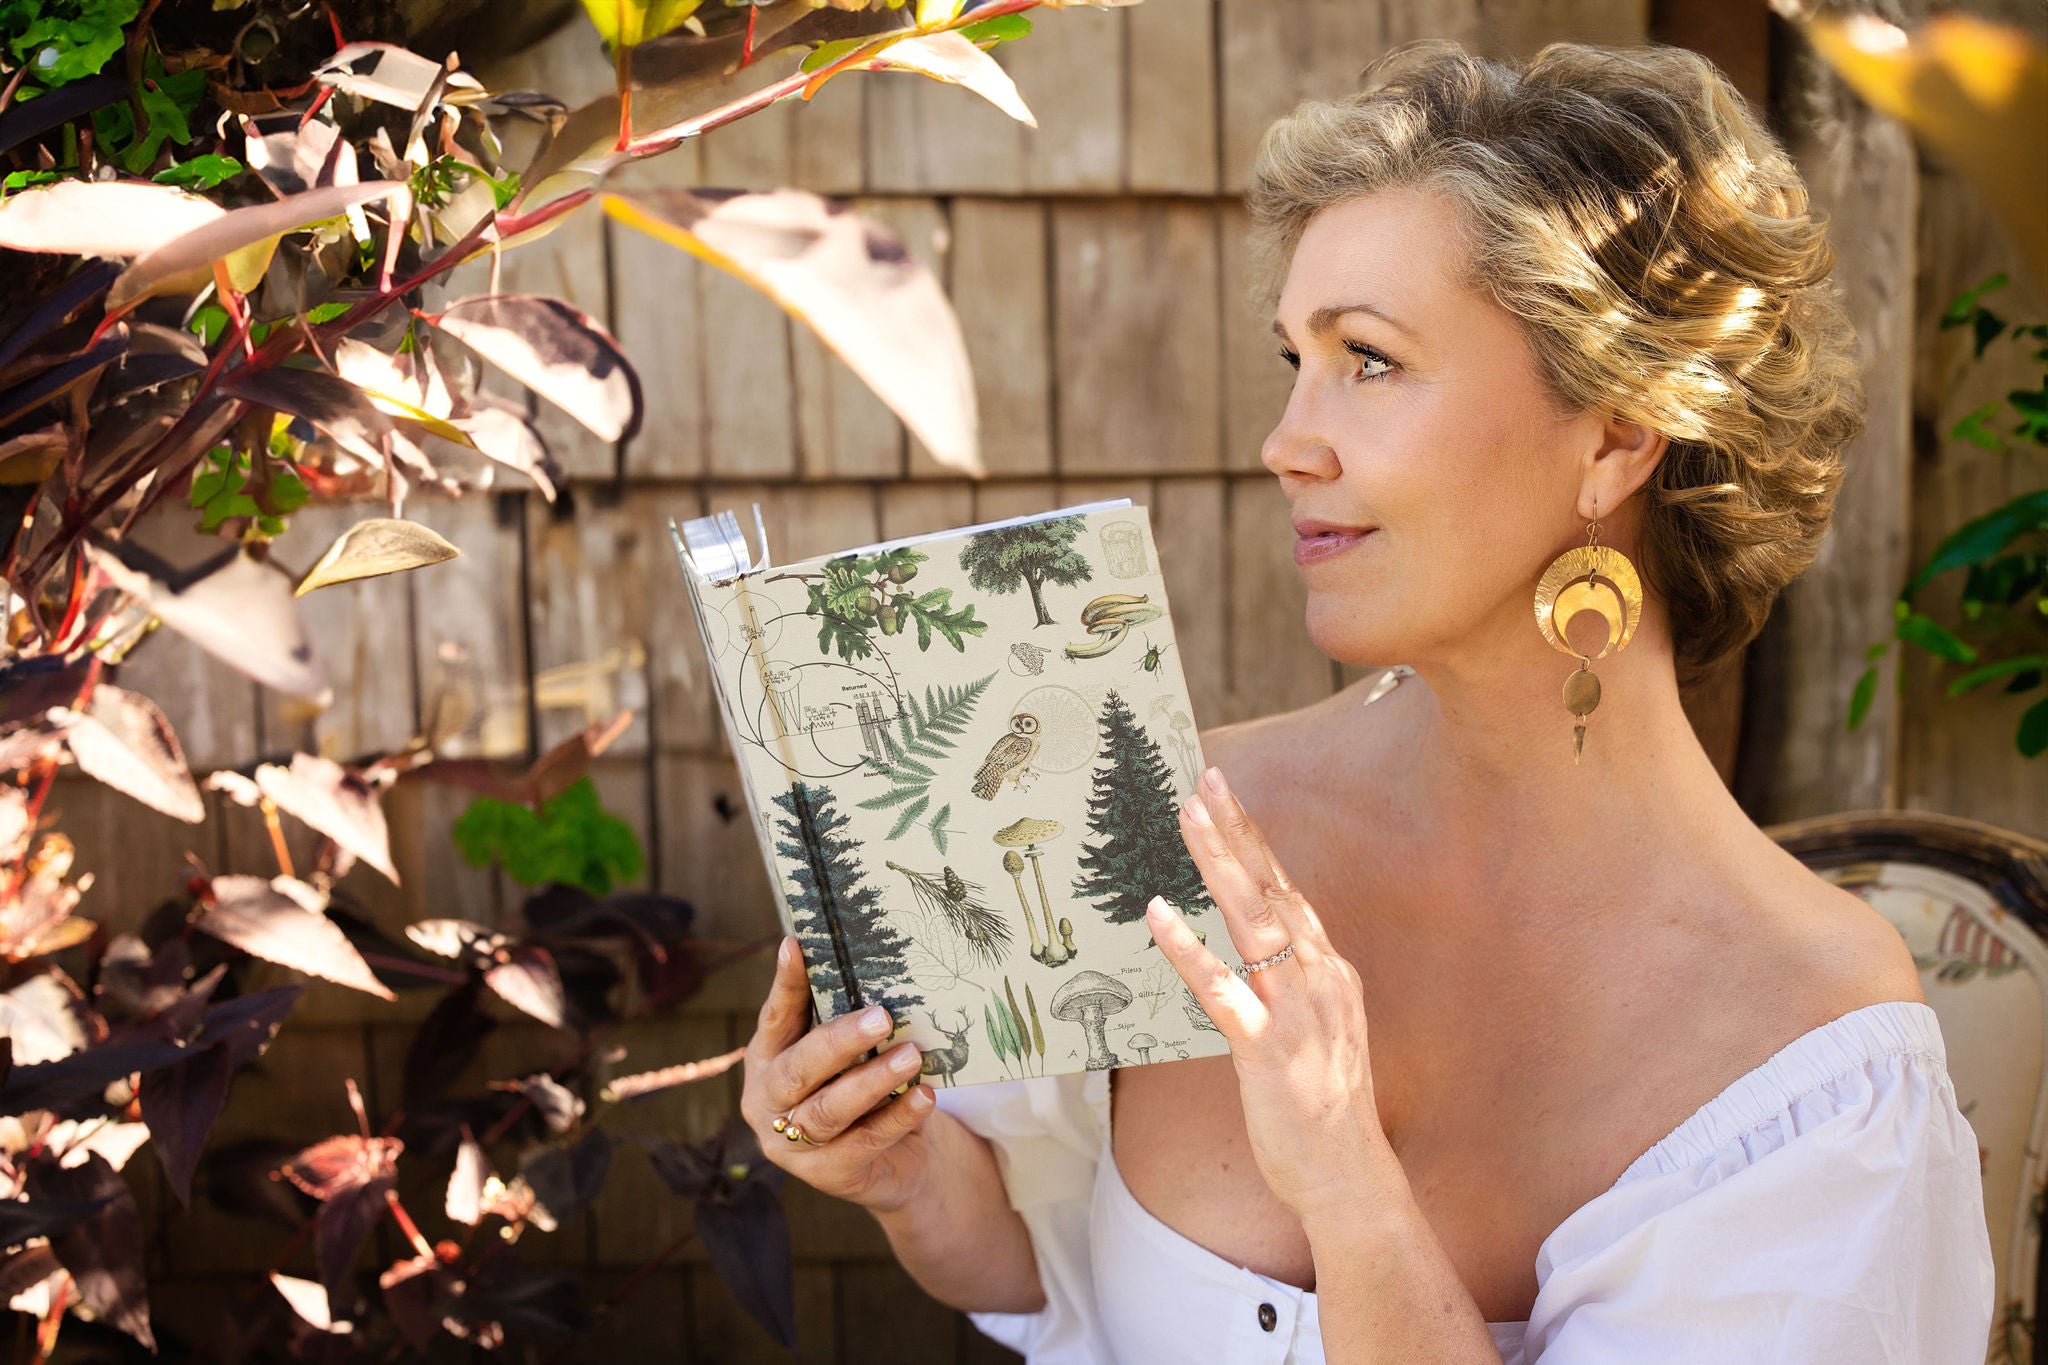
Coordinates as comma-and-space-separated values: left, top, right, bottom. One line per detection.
880, 482, 976, 541
408, 494, 530, 761
1009, 3, 1126, 193
792, 56, 868, 195
50, 777, 217, 935
635, 486, 724, 756
588, 1012, 738, 1266
1152, 478, 1230, 731
611, 213, 708, 479
1127, 0, 1220, 193
1219, 199, 1291, 473
918, 198, 1055, 480
863, 45, 1029, 194
1472, 0, 1649, 59
526, 485, 656, 754
1736, 71, 1916, 821
261, 501, 417, 761
972, 479, 1062, 525
1052, 201, 1222, 474
701, 52, 800, 188
1648, 0, 1767, 108
652, 753, 781, 1013
1895, 163, 2048, 838
1223, 475, 1332, 724
839, 1260, 964, 1365
690, 1262, 837, 1364
1217, 0, 1477, 193
703, 264, 799, 478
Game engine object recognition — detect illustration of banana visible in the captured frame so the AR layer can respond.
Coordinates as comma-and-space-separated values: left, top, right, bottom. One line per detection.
1065, 593, 1163, 659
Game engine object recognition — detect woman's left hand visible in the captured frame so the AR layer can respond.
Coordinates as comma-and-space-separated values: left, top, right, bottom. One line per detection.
1147, 765, 1399, 1225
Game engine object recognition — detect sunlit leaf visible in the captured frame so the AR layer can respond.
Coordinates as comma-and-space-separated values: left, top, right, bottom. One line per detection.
580, 0, 706, 49
255, 754, 398, 884
59, 685, 204, 823
107, 180, 409, 312
850, 30, 1033, 123
605, 188, 979, 473
423, 295, 643, 444
199, 876, 398, 1001
0, 180, 222, 257
89, 541, 330, 701
295, 517, 461, 596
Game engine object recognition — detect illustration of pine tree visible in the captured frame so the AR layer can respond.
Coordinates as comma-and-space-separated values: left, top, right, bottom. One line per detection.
1071, 690, 1214, 924
958, 516, 1093, 627
770, 782, 923, 1017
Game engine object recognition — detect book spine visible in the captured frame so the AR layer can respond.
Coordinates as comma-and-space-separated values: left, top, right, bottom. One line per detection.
783, 782, 864, 1016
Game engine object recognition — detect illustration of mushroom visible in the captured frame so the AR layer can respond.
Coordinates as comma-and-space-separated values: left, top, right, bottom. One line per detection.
1058, 917, 1076, 959
1129, 1033, 1156, 1065
1050, 970, 1132, 1070
1001, 850, 1042, 959
994, 817, 1068, 966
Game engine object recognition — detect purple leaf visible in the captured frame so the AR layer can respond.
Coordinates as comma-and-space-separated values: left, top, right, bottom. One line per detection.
221, 365, 401, 467
0, 329, 125, 428
60, 683, 203, 822
0, 1038, 191, 1116
425, 296, 642, 444
198, 876, 398, 1000
483, 944, 567, 1028
0, 259, 119, 372
403, 978, 495, 1106
89, 540, 329, 699
695, 1181, 795, 1350
141, 985, 304, 1205
255, 754, 398, 884
23, 1152, 155, 1350
378, 1252, 454, 1352
0, 1190, 114, 1252
107, 180, 408, 311
0, 74, 126, 158
313, 1173, 392, 1323
0, 655, 90, 728
518, 1129, 613, 1232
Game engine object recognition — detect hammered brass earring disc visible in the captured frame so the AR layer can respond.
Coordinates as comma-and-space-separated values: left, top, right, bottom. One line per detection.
1563, 667, 1601, 717
1534, 545, 1643, 659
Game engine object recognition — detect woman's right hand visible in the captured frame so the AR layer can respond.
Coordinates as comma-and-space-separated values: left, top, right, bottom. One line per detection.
740, 935, 939, 1213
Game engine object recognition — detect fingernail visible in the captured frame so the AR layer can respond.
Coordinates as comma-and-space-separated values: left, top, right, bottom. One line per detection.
891, 1043, 921, 1072
1148, 895, 1174, 921
1203, 767, 1227, 795
1182, 797, 1210, 827
861, 1006, 891, 1037
778, 936, 794, 968
908, 1086, 934, 1111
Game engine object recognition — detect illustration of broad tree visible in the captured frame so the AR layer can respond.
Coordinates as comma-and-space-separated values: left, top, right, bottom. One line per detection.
1072, 691, 1214, 924
771, 782, 923, 1016
958, 516, 1093, 626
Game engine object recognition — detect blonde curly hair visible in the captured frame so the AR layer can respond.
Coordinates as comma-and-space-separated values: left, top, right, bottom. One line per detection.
1245, 40, 1863, 681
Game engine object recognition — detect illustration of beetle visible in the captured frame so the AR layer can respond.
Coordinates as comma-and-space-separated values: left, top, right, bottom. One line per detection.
1136, 636, 1174, 673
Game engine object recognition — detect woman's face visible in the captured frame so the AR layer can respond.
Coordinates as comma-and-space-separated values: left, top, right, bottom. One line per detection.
1263, 188, 1607, 670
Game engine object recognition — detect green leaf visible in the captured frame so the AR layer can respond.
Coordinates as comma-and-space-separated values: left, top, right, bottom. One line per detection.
1863, 640, 1889, 663
1, 170, 66, 192
1895, 612, 1978, 665
1949, 401, 2007, 453
885, 794, 929, 842
1941, 273, 2008, 329
452, 776, 644, 895
1947, 654, 2048, 698
959, 13, 1031, 45
1848, 665, 1878, 731
2018, 698, 2048, 758
801, 37, 866, 71
1973, 308, 2007, 359
153, 154, 245, 190
1905, 490, 2048, 598
2010, 383, 2048, 446
188, 303, 229, 348
305, 301, 350, 324
9, 0, 142, 85
579, 0, 704, 48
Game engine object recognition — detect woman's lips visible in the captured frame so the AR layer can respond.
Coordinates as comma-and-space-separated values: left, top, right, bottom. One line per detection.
1292, 521, 1376, 567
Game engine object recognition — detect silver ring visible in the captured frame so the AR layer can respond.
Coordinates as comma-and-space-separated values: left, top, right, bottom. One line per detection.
1241, 942, 1294, 974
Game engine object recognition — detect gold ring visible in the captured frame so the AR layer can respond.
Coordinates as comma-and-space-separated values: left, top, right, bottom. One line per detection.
773, 1111, 822, 1147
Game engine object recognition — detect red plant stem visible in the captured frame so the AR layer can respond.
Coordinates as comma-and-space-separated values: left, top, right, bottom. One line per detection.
358, 951, 466, 985
0, 65, 28, 117
385, 1187, 435, 1259
33, 1273, 68, 1364
259, 797, 295, 878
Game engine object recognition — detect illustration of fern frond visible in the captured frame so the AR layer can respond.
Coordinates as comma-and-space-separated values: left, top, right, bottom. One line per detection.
858, 673, 993, 850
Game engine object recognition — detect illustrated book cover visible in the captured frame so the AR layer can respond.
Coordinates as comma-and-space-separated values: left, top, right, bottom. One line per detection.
670, 500, 1241, 1088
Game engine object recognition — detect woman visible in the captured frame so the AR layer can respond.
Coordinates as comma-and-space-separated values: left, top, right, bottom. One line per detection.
737, 39, 1995, 1363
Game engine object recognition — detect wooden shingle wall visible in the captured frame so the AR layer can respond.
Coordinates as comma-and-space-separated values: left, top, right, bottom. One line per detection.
80, 1, 2040, 1359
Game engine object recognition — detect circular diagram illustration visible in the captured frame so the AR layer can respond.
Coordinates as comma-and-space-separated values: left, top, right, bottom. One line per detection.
1009, 683, 1099, 775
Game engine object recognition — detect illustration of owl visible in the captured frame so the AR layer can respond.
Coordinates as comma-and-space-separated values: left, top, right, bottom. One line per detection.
971, 713, 1041, 799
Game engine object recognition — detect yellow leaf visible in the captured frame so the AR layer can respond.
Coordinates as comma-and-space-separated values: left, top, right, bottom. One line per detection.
296, 518, 461, 596
578, 0, 704, 49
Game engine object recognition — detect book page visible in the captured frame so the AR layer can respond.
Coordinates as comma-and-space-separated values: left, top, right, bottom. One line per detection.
681, 504, 1241, 1087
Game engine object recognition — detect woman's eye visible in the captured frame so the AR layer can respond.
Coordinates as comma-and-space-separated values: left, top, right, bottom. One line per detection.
1277, 346, 1300, 371
1344, 340, 1393, 381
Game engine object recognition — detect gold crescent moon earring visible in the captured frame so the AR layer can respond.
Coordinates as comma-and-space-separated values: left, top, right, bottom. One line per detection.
1533, 503, 1643, 763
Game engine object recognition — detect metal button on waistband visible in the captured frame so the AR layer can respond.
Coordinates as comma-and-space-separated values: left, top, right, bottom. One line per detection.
1257, 1302, 1277, 1332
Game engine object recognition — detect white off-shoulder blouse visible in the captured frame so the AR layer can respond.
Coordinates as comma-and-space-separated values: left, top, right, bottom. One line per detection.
934, 1000, 1995, 1363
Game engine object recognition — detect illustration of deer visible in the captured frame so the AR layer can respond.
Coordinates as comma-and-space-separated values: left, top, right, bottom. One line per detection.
918, 1007, 974, 1087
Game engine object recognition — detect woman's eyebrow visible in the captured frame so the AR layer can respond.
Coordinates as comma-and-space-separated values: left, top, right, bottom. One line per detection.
1272, 300, 1417, 343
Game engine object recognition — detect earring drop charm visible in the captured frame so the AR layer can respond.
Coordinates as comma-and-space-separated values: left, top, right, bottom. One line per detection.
1533, 513, 1642, 763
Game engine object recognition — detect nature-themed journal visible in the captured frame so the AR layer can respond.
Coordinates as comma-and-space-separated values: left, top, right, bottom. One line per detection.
671, 501, 1241, 1088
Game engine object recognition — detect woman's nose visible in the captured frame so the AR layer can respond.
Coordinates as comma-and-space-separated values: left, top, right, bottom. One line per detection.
1259, 390, 1342, 482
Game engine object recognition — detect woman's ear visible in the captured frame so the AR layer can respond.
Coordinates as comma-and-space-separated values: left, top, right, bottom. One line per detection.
1578, 415, 1668, 519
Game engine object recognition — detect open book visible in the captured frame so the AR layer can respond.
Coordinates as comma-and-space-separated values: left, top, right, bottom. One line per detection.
671, 500, 1240, 1088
